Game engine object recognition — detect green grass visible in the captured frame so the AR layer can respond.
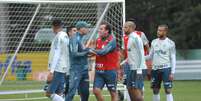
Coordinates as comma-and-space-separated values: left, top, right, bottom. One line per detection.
0, 80, 201, 101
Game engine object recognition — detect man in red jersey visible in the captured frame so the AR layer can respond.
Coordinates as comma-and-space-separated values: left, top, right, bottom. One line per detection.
91, 22, 120, 101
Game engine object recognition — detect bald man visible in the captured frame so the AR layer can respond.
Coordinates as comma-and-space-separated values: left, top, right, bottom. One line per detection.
123, 21, 147, 101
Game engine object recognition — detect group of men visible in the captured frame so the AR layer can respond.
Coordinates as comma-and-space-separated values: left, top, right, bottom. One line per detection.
121, 21, 176, 101
45, 19, 176, 101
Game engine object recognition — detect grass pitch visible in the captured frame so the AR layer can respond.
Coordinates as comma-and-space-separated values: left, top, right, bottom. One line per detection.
0, 80, 201, 101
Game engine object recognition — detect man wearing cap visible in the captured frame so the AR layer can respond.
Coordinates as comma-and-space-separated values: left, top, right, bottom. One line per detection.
65, 21, 92, 101
46, 19, 70, 101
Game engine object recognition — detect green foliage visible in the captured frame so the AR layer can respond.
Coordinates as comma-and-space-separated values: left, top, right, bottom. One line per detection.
126, 0, 201, 49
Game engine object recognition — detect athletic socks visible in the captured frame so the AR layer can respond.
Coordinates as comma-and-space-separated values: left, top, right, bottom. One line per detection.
153, 94, 160, 101
166, 93, 173, 101
124, 89, 131, 101
51, 94, 64, 101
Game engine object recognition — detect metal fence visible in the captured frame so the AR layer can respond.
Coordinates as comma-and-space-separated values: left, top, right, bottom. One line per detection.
175, 60, 201, 80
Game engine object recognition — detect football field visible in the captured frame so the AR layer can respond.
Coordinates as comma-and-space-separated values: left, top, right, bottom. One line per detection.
0, 80, 201, 101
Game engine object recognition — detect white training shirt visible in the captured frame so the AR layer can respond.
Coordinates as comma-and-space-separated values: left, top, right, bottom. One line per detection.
127, 32, 147, 71
146, 37, 176, 73
122, 31, 149, 50
48, 30, 70, 74
134, 31, 149, 46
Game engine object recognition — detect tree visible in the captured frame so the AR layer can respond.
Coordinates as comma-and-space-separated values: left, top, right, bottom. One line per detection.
126, 0, 201, 49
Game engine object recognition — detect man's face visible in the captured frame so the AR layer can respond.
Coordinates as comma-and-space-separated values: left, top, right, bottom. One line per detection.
69, 28, 77, 36
123, 24, 130, 35
80, 27, 89, 35
98, 24, 108, 37
52, 26, 57, 34
157, 26, 167, 38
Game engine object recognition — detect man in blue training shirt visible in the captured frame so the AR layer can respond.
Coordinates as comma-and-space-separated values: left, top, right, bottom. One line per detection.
65, 21, 93, 101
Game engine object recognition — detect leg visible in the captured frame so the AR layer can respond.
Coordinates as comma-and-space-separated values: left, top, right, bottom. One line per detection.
151, 70, 162, 101
79, 71, 90, 101
162, 68, 173, 101
128, 87, 143, 101
109, 90, 118, 101
152, 88, 160, 101
46, 72, 65, 101
93, 88, 104, 101
141, 69, 147, 99
64, 75, 69, 95
65, 71, 81, 101
56, 73, 66, 96
123, 63, 130, 101
93, 70, 105, 101
165, 88, 173, 101
105, 70, 118, 101
126, 70, 144, 101
88, 59, 95, 82
124, 88, 131, 101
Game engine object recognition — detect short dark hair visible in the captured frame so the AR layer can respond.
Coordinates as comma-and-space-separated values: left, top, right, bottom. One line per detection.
127, 18, 136, 22
158, 24, 169, 31
52, 19, 63, 27
66, 25, 76, 33
100, 22, 112, 34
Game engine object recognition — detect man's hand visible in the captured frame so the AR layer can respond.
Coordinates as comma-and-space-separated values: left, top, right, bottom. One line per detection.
117, 69, 123, 81
88, 49, 97, 57
169, 73, 174, 81
47, 72, 53, 82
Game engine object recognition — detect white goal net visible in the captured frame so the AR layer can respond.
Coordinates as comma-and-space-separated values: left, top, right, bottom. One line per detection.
0, 0, 125, 94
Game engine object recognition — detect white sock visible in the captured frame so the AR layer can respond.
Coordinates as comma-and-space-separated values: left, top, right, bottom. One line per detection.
153, 94, 160, 101
166, 94, 173, 101
51, 94, 64, 101
142, 87, 145, 99
124, 89, 131, 101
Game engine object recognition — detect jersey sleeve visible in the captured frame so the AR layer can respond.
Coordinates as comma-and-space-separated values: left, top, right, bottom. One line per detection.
145, 40, 154, 60
141, 32, 149, 45
170, 42, 176, 74
49, 35, 62, 73
95, 38, 116, 55
69, 35, 89, 57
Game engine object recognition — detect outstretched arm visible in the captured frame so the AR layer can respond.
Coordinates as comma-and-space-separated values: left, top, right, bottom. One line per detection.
70, 36, 89, 57
94, 38, 116, 56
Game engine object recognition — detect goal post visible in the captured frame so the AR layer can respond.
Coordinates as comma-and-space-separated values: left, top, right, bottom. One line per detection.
0, 0, 125, 92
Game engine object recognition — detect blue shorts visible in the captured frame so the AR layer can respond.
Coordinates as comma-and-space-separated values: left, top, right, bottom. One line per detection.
64, 75, 70, 95
151, 68, 173, 89
47, 71, 66, 94
126, 70, 146, 90
122, 63, 130, 85
93, 70, 117, 92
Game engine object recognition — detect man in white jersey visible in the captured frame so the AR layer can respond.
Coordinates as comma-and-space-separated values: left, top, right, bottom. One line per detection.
146, 24, 176, 101
123, 21, 147, 101
45, 19, 70, 101
121, 21, 150, 101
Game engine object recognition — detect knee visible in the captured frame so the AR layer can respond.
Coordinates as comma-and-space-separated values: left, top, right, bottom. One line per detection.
153, 88, 160, 94
135, 96, 143, 101
93, 88, 100, 95
110, 90, 117, 97
165, 89, 172, 94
